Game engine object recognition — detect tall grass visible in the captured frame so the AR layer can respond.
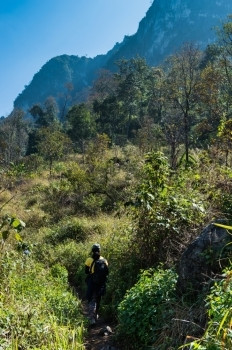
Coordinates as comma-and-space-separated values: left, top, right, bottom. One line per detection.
0, 251, 86, 349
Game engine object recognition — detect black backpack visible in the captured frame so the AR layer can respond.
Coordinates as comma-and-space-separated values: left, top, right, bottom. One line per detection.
91, 258, 108, 285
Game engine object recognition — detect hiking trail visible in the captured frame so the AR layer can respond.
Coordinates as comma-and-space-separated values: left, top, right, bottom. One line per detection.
82, 301, 119, 350
72, 284, 119, 350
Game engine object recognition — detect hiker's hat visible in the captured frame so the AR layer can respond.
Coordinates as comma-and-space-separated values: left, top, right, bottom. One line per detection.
92, 243, 101, 252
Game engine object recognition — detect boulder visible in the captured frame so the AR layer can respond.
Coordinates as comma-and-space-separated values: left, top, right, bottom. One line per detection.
177, 221, 232, 294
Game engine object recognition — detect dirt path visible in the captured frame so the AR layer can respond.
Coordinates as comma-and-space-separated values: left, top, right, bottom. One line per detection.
71, 283, 119, 349
85, 317, 116, 350
82, 301, 118, 350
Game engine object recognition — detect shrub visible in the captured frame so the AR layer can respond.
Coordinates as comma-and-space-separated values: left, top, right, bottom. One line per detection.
127, 152, 206, 267
50, 263, 69, 285
48, 220, 88, 244
45, 216, 106, 245
188, 267, 232, 349
117, 267, 178, 349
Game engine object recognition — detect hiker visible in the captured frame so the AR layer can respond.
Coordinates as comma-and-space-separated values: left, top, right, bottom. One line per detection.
85, 243, 109, 325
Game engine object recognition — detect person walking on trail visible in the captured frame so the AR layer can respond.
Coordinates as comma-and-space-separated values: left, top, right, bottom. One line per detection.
85, 243, 109, 325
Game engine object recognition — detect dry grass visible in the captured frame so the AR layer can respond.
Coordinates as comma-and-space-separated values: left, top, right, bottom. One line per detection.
151, 299, 207, 350
0, 170, 52, 228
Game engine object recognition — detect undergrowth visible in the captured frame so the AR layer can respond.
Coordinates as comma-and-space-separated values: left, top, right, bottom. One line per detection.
117, 267, 178, 349
0, 251, 85, 349
0, 147, 232, 349
187, 267, 232, 350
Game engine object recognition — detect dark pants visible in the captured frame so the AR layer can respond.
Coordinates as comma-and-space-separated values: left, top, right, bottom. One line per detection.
86, 277, 105, 319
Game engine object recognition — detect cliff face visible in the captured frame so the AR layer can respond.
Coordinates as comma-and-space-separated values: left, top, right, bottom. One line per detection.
106, 0, 232, 66
14, 0, 232, 115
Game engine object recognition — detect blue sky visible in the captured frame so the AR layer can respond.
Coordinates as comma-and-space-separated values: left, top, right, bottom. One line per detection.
0, 0, 152, 117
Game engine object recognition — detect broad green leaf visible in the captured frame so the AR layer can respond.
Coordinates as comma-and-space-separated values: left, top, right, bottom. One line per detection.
12, 218, 21, 228
11, 219, 20, 228
194, 174, 201, 180
15, 233, 22, 242
12, 218, 26, 229
161, 187, 168, 197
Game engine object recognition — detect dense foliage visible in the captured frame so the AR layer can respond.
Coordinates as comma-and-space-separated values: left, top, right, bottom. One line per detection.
117, 268, 178, 349
0, 218, 85, 350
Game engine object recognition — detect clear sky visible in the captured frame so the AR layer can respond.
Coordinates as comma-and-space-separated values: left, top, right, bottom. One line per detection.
0, 0, 152, 117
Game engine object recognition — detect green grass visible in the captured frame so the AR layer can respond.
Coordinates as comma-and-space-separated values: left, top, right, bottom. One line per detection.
0, 251, 86, 349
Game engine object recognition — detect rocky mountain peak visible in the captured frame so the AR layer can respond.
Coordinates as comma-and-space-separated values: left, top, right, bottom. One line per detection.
14, 0, 232, 115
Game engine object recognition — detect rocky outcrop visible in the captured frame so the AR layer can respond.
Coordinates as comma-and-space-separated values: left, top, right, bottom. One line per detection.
106, 0, 232, 67
177, 221, 232, 293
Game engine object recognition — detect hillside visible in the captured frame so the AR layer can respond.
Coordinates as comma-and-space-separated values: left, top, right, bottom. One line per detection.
1, 141, 232, 349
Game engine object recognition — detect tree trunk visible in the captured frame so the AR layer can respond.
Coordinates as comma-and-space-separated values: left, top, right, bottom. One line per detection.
49, 158, 53, 176
184, 112, 189, 167
170, 142, 177, 169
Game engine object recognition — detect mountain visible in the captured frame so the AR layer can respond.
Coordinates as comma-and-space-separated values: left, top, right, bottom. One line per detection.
14, 0, 232, 116
105, 0, 232, 66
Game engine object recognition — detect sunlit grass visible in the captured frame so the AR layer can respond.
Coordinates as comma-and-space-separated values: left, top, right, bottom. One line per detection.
0, 252, 86, 350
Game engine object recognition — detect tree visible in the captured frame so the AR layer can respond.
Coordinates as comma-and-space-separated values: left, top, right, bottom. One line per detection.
217, 118, 232, 166
65, 103, 96, 152
195, 63, 224, 146
36, 127, 72, 175
85, 133, 111, 172
93, 95, 124, 143
161, 107, 184, 169
146, 67, 165, 124
92, 58, 162, 145
89, 69, 116, 103
136, 116, 163, 154
83, 133, 119, 211
59, 82, 74, 121
0, 109, 29, 164
215, 15, 232, 120
28, 97, 61, 156
115, 57, 152, 139
29, 97, 60, 128
163, 43, 202, 166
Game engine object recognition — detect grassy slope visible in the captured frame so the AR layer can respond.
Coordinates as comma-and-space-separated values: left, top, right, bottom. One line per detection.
1, 147, 232, 349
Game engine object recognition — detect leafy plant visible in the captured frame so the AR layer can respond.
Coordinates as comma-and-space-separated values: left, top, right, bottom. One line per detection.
186, 267, 232, 350
117, 267, 178, 349
127, 151, 206, 267
0, 215, 25, 251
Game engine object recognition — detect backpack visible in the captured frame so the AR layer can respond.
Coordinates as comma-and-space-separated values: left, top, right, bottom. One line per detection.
91, 258, 108, 285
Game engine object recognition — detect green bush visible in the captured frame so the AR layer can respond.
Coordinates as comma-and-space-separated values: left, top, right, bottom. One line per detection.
44, 216, 108, 246
82, 193, 105, 215
117, 267, 178, 349
50, 263, 69, 285
127, 152, 206, 267
189, 267, 232, 349
47, 219, 88, 244
220, 193, 232, 217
